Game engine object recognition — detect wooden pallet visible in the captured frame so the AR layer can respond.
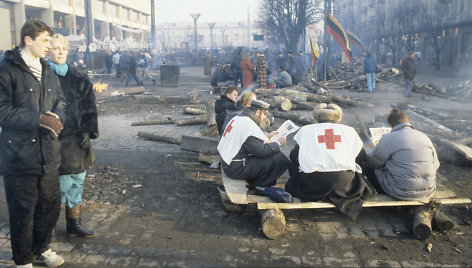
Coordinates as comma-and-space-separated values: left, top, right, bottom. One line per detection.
220, 169, 471, 240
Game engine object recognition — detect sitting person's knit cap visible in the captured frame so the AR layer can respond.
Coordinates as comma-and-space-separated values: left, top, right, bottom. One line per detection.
249, 99, 270, 111
313, 103, 342, 123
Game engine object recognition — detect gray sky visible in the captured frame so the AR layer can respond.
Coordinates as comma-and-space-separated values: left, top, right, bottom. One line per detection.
156, 0, 263, 23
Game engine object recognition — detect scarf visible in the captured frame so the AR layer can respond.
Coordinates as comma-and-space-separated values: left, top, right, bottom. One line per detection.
20, 49, 42, 81
47, 59, 69, 76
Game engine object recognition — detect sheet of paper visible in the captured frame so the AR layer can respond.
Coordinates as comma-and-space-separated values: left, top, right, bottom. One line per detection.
369, 127, 391, 145
269, 120, 300, 142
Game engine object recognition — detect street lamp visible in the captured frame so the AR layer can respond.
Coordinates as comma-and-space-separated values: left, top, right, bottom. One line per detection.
190, 13, 201, 52
208, 22, 215, 51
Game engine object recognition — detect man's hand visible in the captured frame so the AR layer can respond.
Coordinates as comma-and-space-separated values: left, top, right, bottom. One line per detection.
39, 113, 63, 137
267, 131, 279, 139
277, 136, 287, 147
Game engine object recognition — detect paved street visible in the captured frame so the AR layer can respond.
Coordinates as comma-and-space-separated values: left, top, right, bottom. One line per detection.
0, 67, 471, 267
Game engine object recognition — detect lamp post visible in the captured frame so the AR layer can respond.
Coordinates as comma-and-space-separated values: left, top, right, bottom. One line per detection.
190, 13, 201, 52
208, 22, 215, 51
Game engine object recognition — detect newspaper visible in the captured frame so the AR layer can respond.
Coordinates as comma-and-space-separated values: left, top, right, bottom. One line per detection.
369, 127, 391, 145
269, 120, 300, 142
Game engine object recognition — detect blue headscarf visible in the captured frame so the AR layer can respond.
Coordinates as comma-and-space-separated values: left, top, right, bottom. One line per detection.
47, 58, 69, 76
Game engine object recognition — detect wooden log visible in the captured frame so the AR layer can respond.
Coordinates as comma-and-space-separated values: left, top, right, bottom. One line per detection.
217, 188, 243, 213
274, 96, 292, 111
254, 88, 283, 96
432, 210, 455, 232
406, 110, 456, 139
198, 152, 219, 165
157, 96, 200, 104
411, 206, 434, 240
175, 117, 207, 126
261, 209, 286, 240
131, 118, 176, 126
123, 86, 145, 95
200, 125, 219, 138
205, 99, 217, 126
271, 110, 312, 125
183, 107, 207, 115
180, 135, 219, 154
182, 104, 207, 110
137, 131, 181, 144
282, 89, 308, 103
290, 102, 315, 110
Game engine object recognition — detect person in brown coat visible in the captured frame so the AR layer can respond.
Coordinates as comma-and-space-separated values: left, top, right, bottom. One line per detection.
401, 51, 417, 97
240, 53, 254, 89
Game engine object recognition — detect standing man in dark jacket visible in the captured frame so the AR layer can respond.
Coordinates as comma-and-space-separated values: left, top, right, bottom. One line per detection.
105, 51, 113, 74
286, 51, 296, 84
401, 51, 417, 97
125, 51, 140, 86
363, 53, 378, 93
230, 47, 243, 86
0, 19, 66, 268
48, 33, 99, 239
118, 51, 129, 81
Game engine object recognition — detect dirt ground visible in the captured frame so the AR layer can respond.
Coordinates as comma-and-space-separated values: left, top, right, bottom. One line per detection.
1, 66, 471, 267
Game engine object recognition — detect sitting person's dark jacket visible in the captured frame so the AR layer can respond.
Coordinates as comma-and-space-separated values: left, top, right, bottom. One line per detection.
215, 87, 241, 135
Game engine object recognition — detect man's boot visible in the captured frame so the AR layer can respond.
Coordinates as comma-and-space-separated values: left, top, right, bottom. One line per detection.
66, 205, 97, 238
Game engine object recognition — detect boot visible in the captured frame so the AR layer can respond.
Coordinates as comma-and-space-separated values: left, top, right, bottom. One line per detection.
152, 79, 156, 85
66, 205, 97, 238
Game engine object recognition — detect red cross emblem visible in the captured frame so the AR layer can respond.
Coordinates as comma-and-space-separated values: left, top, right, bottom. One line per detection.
318, 129, 342, 149
223, 119, 235, 137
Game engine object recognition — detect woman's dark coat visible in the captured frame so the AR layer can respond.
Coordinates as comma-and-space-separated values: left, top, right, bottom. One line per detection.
57, 64, 99, 175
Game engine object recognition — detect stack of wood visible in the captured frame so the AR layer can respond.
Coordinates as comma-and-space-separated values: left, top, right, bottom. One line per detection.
317, 64, 401, 92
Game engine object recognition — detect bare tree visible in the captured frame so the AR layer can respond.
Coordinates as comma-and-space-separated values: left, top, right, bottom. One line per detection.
259, 0, 322, 53
418, 1, 451, 70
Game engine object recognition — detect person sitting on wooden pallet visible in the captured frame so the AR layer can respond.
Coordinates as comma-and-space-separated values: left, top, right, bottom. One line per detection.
364, 108, 440, 200
217, 100, 290, 188
215, 86, 241, 135
285, 103, 374, 219
217, 64, 234, 87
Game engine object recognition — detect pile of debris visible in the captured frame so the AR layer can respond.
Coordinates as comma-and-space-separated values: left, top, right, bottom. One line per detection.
82, 166, 143, 210
413, 80, 472, 101
317, 63, 401, 92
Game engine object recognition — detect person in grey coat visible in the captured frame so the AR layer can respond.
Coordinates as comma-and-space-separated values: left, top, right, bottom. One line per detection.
365, 109, 439, 200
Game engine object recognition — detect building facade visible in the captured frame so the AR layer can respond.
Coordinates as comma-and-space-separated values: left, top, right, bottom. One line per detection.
332, 0, 472, 68
0, 0, 152, 51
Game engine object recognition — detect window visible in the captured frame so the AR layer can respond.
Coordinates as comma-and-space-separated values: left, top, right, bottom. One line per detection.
141, 15, 147, 24
121, 8, 128, 20
108, 4, 117, 17
75, 0, 84, 9
94, 0, 104, 15
132, 11, 138, 22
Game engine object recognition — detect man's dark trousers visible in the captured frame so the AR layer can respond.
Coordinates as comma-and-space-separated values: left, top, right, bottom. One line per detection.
3, 171, 61, 265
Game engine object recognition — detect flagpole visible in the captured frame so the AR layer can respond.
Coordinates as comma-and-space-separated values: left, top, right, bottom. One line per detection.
323, 0, 330, 85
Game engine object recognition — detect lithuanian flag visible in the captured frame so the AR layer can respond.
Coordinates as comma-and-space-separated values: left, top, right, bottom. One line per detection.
309, 34, 320, 67
326, 12, 352, 62
347, 30, 366, 53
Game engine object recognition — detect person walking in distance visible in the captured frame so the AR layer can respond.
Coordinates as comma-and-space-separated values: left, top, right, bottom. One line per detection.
364, 53, 378, 93
0, 19, 66, 268
401, 51, 417, 97
48, 33, 99, 239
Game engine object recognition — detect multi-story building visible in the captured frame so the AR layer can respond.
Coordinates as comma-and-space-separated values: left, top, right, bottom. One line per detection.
0, 0, 152, 50
157, 20, 267, 52
332, 0, 472, 67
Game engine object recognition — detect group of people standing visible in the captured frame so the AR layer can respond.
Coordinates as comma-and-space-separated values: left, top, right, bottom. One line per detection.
108, 50, 156, 86
0, 19, 99, 267
207, 49, 311, 91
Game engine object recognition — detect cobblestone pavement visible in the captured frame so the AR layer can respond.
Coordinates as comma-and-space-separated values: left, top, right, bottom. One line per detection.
0, 67, 471, 267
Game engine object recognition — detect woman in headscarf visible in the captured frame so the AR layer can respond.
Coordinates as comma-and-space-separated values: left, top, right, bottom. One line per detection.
48, 33, 99, 238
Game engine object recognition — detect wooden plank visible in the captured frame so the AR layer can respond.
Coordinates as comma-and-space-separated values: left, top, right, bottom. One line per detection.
256, 197, 471, 210
180, 135, 219, 154
221, 169, 248, 204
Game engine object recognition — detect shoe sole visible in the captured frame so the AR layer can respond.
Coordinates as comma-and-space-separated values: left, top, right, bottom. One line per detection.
68, 233, 98, 238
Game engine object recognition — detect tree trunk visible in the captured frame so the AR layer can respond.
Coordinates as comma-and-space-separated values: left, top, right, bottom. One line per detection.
432, 210, 455, 232
138, 132, 181, 144
131, 119, 176, 126
411, 206, 434, 240
183, 107, 207, 115
261, 209, 286, 240
175, 117, 207, 126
